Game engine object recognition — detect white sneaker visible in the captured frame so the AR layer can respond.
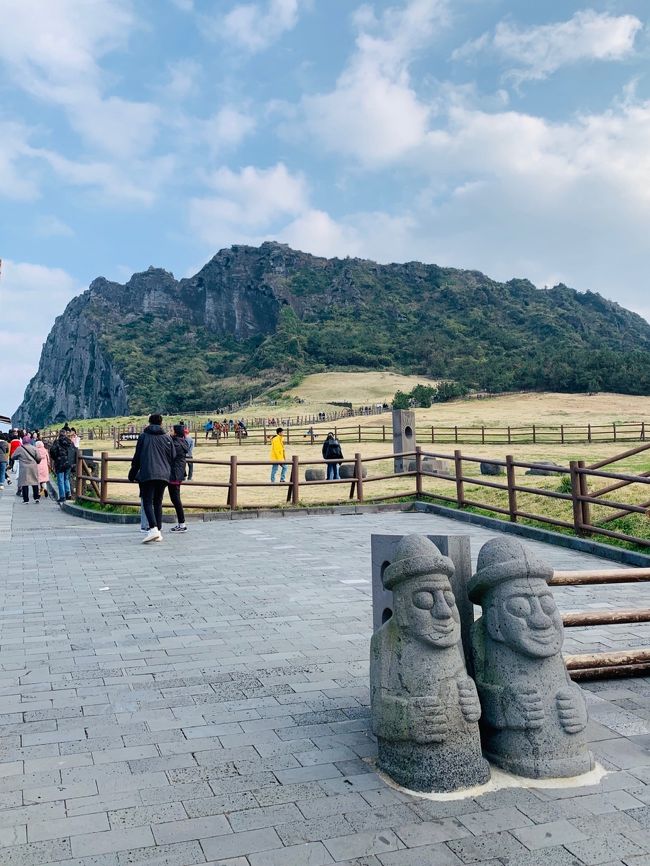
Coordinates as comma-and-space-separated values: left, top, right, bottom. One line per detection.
142, 528, 161, 544
152, 532, 163, 542
0, 485, 4, 489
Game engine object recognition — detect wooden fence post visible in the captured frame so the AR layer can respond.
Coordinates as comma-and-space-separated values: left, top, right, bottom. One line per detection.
383, 425, 386, 442
569, 460, 583, 535
355, 453, 364, 503
431, 426, 435, 443
415, 446, 423, 497
481, 426, 485, 445
454, 449, 465, 508
291, 455, 300, 506
263, 423, 267, 444
560, 424, 564, 444
358, 425, 361, 443
100, 452, 108, 505
578, 460, 592, 536
532, 424, 536, 444
588, 423, 592, 443
642, 421, 646, 442
75, 453, 83, 498
507, 425, 511, 444
228, 455, 238, 510
506, 454, 517, 522
613, 422, 617, 442
286, 426, 290, 445
454, 425, 458, 444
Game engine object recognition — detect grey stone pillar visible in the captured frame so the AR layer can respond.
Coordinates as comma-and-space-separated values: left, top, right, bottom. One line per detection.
371, 534, 474, 677
392, 409, 416, 473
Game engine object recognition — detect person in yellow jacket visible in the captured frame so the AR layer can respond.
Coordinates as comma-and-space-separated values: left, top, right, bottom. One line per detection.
269, 427, 289, 483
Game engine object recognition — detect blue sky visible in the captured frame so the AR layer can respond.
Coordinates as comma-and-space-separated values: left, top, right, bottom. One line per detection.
1, 0, 649, 414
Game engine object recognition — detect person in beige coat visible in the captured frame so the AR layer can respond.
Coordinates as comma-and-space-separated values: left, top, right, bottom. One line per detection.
11, 436, 42, 503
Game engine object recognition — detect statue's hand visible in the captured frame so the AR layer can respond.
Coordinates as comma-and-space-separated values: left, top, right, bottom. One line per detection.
556, 687, 588, 734
411, 696, 447, 743
457, 677, 481, 723
515, 685, 545, 729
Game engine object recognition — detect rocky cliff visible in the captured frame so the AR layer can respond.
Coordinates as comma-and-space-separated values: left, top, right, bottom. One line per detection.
14, 242, 650, 427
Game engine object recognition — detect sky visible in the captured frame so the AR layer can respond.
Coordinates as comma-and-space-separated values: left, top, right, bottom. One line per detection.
1, 0, 649, 415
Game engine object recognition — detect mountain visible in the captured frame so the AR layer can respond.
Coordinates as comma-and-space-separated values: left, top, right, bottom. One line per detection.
14, 242, 650, 427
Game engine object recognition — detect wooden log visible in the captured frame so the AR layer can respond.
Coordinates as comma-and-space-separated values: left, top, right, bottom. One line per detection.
551, 568, 650, 585
562, 609, 650, 627
570, 662, 650, 681
565, 648, 650, 670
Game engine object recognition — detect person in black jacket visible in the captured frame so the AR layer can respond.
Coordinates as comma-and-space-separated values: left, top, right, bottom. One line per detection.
128, 414, 174, 543
49, 430, 78, 503
168, 424, 190, 533
322, 432, 343, 480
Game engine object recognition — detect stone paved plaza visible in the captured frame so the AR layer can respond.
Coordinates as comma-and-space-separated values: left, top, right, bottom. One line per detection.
1, 489, 650, 866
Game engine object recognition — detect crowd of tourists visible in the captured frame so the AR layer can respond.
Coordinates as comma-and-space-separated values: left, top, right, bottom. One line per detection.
0, 425, 79, 503
203, 418, 248, 439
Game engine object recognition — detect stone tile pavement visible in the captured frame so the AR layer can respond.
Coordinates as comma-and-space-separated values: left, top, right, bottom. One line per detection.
1, 486, 649, 866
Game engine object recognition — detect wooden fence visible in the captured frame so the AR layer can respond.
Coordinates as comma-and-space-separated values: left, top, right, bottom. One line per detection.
76, 442, 650, 548
54, 418, 650, 447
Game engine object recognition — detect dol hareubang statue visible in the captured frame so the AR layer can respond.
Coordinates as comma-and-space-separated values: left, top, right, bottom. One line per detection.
468, 538, 593, 778
370, 535, 490, 792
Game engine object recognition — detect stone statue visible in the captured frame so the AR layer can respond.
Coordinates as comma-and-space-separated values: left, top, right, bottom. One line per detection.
468, 537, 593, 779
370, 535, 490, 792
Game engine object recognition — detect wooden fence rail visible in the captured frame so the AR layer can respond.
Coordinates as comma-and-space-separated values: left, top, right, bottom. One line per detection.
75, 442, 650, 549
55, 418, 650, 447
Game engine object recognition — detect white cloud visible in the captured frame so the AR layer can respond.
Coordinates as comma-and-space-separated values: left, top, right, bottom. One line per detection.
0, 119, 40, 201
34, 216, 75, 238
301, 0, 449, 165
32, 148, 175, 206
454, 10, 642, 83
0, 261, 83, 413
189, 163, 309, 244
165, 59, 201, 100
0, 0, 160, 159
209, 0, 308, 53
203, 107, 257, 153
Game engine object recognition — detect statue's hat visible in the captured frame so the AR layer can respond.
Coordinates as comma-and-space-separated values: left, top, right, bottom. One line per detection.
467, 538, 552, 603
382, 535, 454, 591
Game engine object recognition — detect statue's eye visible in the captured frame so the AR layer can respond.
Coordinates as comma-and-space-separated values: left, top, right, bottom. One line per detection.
539, 594, 556, 615
413, 591, 434, 610
444, 591, 456, 608
505, 596, 530, 617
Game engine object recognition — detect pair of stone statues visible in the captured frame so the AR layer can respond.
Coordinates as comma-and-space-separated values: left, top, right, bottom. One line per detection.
370, 535, 593, 792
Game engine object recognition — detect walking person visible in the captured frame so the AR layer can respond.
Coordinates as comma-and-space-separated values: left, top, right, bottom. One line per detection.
10, 431, 22, 494
128, 414, 174, 544
49, 430, 78, 503
12, 436, 42, 503
322, 432, 343, 480
34, 438, 51, 498
269, 427, 288, 483
168, 424, 190, 533
0, 434, 8, 489
184, 424, 195, 481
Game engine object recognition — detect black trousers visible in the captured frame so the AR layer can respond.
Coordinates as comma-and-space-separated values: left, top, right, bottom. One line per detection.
22, 485, 39, 502
167, 483, 185, 524
139, 480, 167, 530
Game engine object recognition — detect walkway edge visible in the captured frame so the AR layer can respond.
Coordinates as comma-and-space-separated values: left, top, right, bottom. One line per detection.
59, 494, 650, 566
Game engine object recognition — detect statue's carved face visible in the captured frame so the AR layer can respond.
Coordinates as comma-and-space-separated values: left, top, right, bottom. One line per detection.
486, 578, 563, 657
395, 576, 460, 647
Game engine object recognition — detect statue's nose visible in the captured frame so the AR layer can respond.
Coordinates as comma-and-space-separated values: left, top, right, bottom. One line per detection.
431, 590, 453, 620
528, 597, 553, 628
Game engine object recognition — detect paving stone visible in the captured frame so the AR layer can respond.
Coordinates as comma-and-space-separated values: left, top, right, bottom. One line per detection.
458, 806, 533, 835
324, 830, 401, 862
447, 829, 531, 862
153, 815, 231, 845
248, 840, 335, 866
71, 827, 156, 858
227, 802, 303, 832
200, 827, 283, 861
512, 819, 587, 850
377, 845, 464, 866
108, 804, 186, 828
29, 812, 110, 842
564, 833, 646, 864
394, 818, 470, 847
